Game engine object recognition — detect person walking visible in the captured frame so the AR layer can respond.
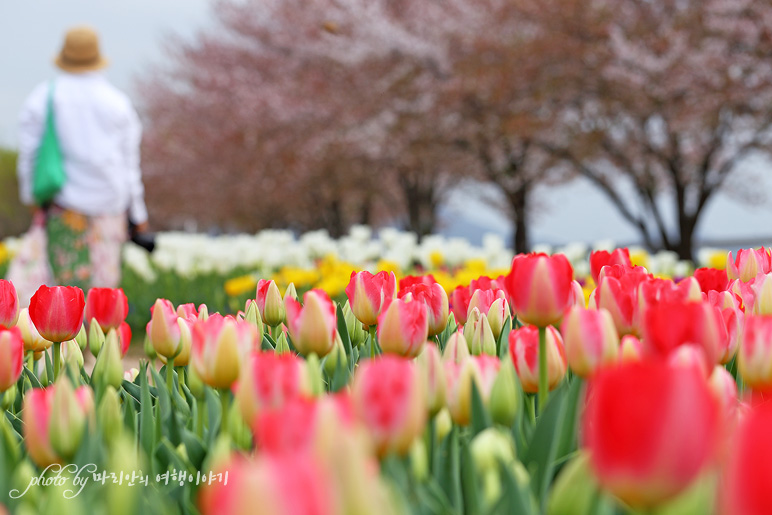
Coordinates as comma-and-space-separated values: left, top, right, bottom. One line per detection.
16, 25, 149, 290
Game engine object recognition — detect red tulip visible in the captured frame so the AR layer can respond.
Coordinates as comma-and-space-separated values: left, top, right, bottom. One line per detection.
351, 355, 426, 456
594, 265, 651, 336
642, 300, 725, 368
85, 287, 128, 332
398, 282, 449, 337
344, 271, 396, 326
0, 327, 23, 391
28, 285, 85, 342
583, 360, 720, 508
722, 401, 772, 515
398, 274, 437, 291
693, 267, 729, 295
449, 285, 472, 326
637, 277, 701, 320
727, 247, 772, 283
377, 296, 428, 358
504, 253, 574, 327
176, 303, 199, 319
589, 248, 631, 284
508, 325, 566, 393
118, 321, 132, 357
0, 279, 20, 328
285, 289, 337, 357
22, 387, 58, 468
236, 351, 309, 426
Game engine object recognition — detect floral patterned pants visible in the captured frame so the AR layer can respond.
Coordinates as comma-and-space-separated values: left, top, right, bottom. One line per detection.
45, 206, 127, 289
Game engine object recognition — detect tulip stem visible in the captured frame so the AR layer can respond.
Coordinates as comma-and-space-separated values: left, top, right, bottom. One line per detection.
52, 342, 61, 380
220, 389, 230, 435
368, 326, 378, 359
197, 397, 206, 438
166, 362, 174, 392
538, 326, 548, 416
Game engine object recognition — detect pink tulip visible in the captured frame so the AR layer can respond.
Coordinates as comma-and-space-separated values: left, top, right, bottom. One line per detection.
0, 327, 23, 391
84, 287, 128, 332
583, 360, 720, 508
504, 253, 574, 327
416, 343, 446, 416
148, 298, 181, 359
22, 387, 58, 468
118, 321, 132, 357
28, 285, 85, 342
706, 290, 743, 363
199, 455, 336, 515
560, 307, 619, 378
508, 325, 566, 393
729, 278, 755, 314
727, 247, 772, 283
594, 265, 651, 336
398, 282, 449, 337
351, 355, 426, 457
0, 279, 19, 328
377, 297, 428, 358
236, 351, 309, 426
192, 314, 257, 389
589, 248, 631, 284
637, 277, 701, 321
619, 334, 643, 362
738, 315, 772, 392
285, 290, 337, 357
256, 279, 286, 327
344, 271, 396, 327
466, 288, 507, 322
176, 303, 199, 319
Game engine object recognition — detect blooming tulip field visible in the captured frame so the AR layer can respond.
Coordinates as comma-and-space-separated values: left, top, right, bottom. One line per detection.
0, 226, 769, 514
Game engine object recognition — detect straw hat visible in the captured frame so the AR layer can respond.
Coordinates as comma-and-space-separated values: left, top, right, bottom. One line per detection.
54, 26, 109, 73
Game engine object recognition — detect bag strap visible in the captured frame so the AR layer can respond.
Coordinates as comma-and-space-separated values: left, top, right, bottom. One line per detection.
45, 80, 56, 125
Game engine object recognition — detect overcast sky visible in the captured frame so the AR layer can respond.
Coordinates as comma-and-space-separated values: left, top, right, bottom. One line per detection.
2, 0, 770, 249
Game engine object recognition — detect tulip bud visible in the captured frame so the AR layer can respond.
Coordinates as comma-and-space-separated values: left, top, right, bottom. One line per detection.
548, 452, 602, 515
22, 387, 58, 468
148, 298, 181, 359
471, 428, 518, 506
467, 311, 497, 356
98, 386, 123, 444
11, 461, 40, 506
1, 384, 16, 410
50, 379, 93, 460
198, 304, 210, 321
88, 318, 106, 357
74, 323, 87, 351
244, 299, 265, 337
435, 408, 453, 442
285, 290, 337, 357
487, 297, 510, 341
0, 327, 24, 391
93, 329, 124, 390
410, 438, 429, 482
509, 326, 567, 393
186, 365, 205, 400
463, 308, 480, 346
124, 368, 139, 383
489, 360, 518, 427
323, 331, 348, 377
342, 301, 366, 347
274, 330, 291, 355
727, 247, 772, 283
61, 339, 84, 373
160, 318, 192, 367
560, 307, 619, 378
377, 297, 428, 358
16, 307, 52, 352
284, 282, 298, 303
256, 280, 286, 327
416, 343, 446, 416
106, 436, 142, 515
444, 358, 476, 426
0, 279, 20, 328
305, 353, 325, 397
443, 330, 470, 364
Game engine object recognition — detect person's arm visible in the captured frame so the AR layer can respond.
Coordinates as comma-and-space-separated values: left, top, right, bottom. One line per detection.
124, 101, 149, 229
17, 83, 47, 206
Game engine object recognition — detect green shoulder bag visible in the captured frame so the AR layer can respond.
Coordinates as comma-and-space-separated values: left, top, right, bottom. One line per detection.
32, 81, 66, 206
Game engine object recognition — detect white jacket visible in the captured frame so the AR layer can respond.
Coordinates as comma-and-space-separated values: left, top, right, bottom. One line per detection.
17, 71, 148, 224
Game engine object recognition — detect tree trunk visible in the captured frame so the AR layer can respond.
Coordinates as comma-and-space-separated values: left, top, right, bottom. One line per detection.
509, 187, 530, 254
